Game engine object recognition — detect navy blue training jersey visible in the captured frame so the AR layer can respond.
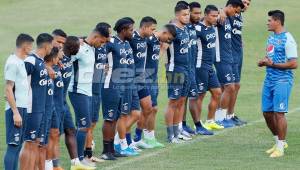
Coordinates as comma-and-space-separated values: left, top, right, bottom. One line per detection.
104, 36, 135, 90
229, 14, 243, 63
45, 76, 54, 111
92, 45, 107, 94
24, 54, 48, 113
145, 35, 160, 82
129, 31, 147, 78
167, 25, 190, 71
195, 22, 217, 69
187, 23, 198, 69
60, 55, 72, 100
215, 18, 233, 64
53, 65, 64, 112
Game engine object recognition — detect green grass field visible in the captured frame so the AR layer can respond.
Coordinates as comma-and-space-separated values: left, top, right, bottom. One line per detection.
1, 0, 300, 169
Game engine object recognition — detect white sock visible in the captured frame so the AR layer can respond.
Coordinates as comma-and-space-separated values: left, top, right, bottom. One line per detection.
226, 113, 233, 120
114, 133, 120, 145
144, 129, 150, 139
120, 138, 128, 150
148, 130, 155, 139
70, 158, 81, 166
45, 160, 53, 170
277, 140, 284, 152
215, 109, 222, 122
179, 122, 183, 130
274, 135, 279, 144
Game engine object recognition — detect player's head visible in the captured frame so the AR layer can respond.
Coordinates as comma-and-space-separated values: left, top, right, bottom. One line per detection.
176, 1, 189, 8
63, 36, 80, 57
204, 5, 219, 26
16, 33, 34, 55
114, 17, 135, 41
242, 0, 251, 12
225, 0, 245, 17
189, 2, 202, 24
52, 29, 67, 50
267, 10, 285, 31
159, 24, 177, 43
140, 16, 157, 37
36, 33, 54, 55
44, 47, 60, 65
175, 3, 190, 25
90, 22, 111, 48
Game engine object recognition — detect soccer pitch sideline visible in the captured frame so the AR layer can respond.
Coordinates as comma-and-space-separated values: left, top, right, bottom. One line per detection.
0, 0, 300, 169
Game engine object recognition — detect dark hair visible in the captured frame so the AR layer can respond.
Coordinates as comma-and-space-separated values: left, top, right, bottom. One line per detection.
94, 22, 110, 38
176, 1, 189, 7
189, 2, 201, 10
36, 33, 53, 48
226, 0, 245, 9
44, 47, 59, 62
63, 36, 80, 56
52, 29, 67, 38
140, 16, 157, 28
175, 3, 189, 13
114, 18, 135, 33
268, 10, 285, 26
164, 24, 177, 38
204, 5, 219, 15
16, 33, 34, 47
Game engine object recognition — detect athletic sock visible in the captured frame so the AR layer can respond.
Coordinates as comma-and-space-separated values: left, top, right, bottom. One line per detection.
182, 121, 187, 127
134, 128, 143, 142
4, 144, 21, 170
226, 113, 234, 120
148, 130, 155, 139
143, 129, 150, 139
194, 121, 203, 129
76, 130, 87, 160
45, 160, 53, 170
206, 119, 214, 124
70, 158, 81, 166
52, 159, 59, 167
84, 147, 92, 158
110, 140, 115, 153
126, 133, 132, 145
114, 133, 120, 145
166, 126, 174, 141
215, 109, 222, 122
277, 140, 284, 152
120, 138, 128, 150
178, 122, 183, 131
274, 135, 279, 145
102, 140, 110, 154
173, 124, 180, 138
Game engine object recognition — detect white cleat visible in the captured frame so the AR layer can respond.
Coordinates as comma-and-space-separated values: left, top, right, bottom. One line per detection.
81, 158, 96, 168
129, 143, 143, 152
169, 137, 184, 144
134, 140, 154, 149
178, 133, 192, 141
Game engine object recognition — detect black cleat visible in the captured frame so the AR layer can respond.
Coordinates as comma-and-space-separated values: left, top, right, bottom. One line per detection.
101, 153, 117, 161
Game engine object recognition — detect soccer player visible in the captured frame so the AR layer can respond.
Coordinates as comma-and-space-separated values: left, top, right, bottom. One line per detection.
194, 5, 224, 131
4, 34, 34, 170
214, 0, 245, 127
125, 16, 157, 150
84, 23, 111, 163
226, 0, 251, 125
19, 33, 53, 170
143, 24, 177, 147
165, 3, 191, 143
102, 18, 139, 158
258, 10, 297, 158
68, 24, 110, 167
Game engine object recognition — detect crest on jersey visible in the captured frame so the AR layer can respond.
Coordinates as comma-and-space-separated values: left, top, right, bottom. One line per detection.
266, 44, 274, 57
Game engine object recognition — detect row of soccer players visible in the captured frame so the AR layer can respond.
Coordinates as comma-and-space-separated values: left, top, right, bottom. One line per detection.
3, 0, 252, 169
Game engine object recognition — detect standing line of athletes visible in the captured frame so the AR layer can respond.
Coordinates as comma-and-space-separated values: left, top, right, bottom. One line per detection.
11, 0, 300, 169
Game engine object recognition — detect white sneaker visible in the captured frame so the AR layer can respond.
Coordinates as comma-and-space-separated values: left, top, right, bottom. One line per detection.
81, 158, 96, 167
134, 139, 154, 149
169, 137, 184, 144
178, 133, 192, 141
181, 130, 192, 138
129, 143, 143, 152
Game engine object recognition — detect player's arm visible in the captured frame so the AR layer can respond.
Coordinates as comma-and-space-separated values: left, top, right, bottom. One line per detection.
265, 58, 297, 69
4, 64, 22, 127
218, 8, 226, 24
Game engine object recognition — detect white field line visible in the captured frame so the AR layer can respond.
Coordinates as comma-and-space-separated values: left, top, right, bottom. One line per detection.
104, 107, 300, 170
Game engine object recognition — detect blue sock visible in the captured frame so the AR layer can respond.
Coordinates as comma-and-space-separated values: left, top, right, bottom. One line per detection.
76, 130, 87, 160
52, 159, 59, 167
195, 121, 203, 129
126, 133, 132, 145
134, 128, 143, 142
182, 121, 187, 127
4, 144, 21, 170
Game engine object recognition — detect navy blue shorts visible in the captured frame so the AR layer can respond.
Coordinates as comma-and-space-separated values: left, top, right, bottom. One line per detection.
92, 93, 101, 123
166, 70, 190, 99
101, 88, 131, 121
24, 112, 44, 142
195, 67, 220, 94
146, 83, 159, 107
214, 62, 235, 86
232, 63, 240, 83
132, 88, 141, 111
69, 92, 92, 129
188, 70, 199, 99
63, 101, 75, 130
137, 83, 150, 100
39, 107, 54, 145
5, 108, 27, 145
